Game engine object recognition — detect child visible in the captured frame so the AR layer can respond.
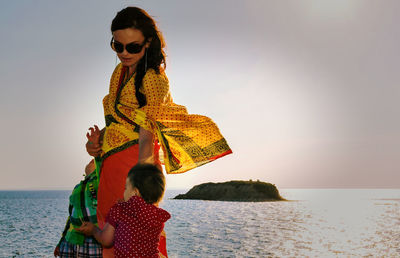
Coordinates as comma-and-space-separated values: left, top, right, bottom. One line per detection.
54, 126, 102, 257
54, 159, 102, 257
77, 164, 171, 258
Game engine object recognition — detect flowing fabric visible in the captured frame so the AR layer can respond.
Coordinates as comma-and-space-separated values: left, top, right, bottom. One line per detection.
98, 63, 231, 257
102, 64, 232, 174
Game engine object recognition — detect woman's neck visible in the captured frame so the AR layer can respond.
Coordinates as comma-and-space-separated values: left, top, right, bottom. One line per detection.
127, 65, 136, 76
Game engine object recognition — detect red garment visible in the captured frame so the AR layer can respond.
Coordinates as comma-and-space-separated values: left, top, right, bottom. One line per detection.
97, 145, 141, 226
97, 144, 167, 258
106, 196, 171, 258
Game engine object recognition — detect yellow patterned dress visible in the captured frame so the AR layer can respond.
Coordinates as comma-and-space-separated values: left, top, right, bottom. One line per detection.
98, 63, 232, 257
102, 63, 232, 173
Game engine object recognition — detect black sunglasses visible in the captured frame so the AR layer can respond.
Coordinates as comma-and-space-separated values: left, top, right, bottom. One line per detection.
110, 37, 146, 54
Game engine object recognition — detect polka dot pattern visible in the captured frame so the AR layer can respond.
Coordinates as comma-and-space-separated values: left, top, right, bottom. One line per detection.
102, 64, 232, 174
106, 196, 171, 258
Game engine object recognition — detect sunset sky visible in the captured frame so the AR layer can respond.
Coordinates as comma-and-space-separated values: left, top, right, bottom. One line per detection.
1, 0, 399, 190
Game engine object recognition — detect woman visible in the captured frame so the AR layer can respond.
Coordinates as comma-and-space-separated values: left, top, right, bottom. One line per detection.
86, 7, 232, 258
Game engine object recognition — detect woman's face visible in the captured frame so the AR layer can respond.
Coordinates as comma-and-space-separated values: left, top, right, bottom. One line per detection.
112, 28, 150, 71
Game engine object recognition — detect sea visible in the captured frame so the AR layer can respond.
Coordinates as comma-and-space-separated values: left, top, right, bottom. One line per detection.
0, 189, 399, 257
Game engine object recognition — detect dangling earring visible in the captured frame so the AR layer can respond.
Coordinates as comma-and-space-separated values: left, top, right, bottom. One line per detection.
144, 48, 148, 73
115, 54, 118, 66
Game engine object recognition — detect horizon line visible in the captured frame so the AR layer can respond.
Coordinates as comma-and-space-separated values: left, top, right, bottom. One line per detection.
0, 187, 399, 191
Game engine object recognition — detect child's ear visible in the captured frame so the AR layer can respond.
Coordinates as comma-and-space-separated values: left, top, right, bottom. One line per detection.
133, 187, 141, 197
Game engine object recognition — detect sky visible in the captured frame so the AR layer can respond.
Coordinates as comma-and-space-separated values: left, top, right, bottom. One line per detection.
0, 0, 399, 190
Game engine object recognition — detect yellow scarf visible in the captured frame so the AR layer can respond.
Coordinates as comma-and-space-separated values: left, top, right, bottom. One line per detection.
102, 64, 232, 174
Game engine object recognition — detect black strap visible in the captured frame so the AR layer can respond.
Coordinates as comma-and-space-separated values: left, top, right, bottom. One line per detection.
80, 178, 90, 222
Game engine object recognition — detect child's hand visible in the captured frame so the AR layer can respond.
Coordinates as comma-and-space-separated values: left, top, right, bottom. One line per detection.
53, 246, 60, 257
75, 222, 96, 236
87, 125, 101, 144
86, 125, 102, 157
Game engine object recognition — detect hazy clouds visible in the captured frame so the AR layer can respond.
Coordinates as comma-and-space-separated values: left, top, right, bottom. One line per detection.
1, 0, 399, 189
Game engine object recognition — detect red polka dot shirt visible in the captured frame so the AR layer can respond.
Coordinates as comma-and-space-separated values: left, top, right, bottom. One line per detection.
106, 196, 171, 258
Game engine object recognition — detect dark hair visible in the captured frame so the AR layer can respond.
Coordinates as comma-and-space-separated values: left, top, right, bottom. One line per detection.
127, 164, 166, 204
111, 7, 167, 108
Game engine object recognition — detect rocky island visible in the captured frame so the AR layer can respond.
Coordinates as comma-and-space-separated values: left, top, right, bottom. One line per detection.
173, 180, 285, 202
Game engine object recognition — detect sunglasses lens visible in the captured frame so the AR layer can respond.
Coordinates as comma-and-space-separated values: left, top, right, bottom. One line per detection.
111, 38, 145, 54
126, 43, 143, 54
112, 42, 124, 53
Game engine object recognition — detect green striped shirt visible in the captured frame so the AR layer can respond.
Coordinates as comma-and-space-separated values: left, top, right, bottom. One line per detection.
58, 158, 101, 246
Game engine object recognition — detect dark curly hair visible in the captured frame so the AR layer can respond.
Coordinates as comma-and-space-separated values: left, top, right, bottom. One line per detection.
111, 7, 166, 107
127, 164, 166, 204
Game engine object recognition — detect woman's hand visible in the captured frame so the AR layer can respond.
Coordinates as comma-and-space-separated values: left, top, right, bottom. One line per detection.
86, 125, 103, 157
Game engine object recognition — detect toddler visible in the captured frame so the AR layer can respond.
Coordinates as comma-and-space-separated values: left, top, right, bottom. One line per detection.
54, 125, 102, 257
54, 159, 102, 257
77, 164, 170, 257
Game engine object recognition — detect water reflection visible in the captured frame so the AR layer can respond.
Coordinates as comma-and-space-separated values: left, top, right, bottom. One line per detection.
163, 189, 400, 257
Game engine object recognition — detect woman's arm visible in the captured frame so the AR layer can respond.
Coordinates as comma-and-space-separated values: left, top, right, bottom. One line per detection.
138, 126, 154, 164
137, 70, 170, 167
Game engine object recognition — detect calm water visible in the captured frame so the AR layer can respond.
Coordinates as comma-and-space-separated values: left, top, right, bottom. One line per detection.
0, 189, 399, 257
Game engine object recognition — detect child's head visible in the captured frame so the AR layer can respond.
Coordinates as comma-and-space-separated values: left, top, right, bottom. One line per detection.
85, 159, 95, 176
124, 164, 166, 204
